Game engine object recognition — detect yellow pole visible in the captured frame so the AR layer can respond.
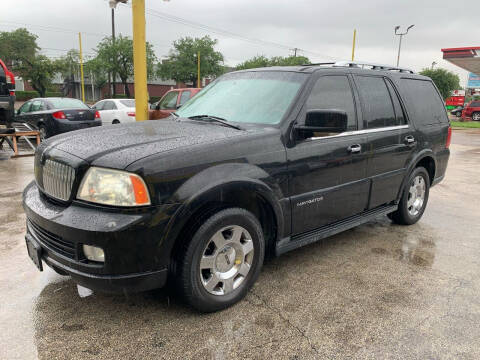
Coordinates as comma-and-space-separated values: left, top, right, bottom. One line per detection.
78, 32, 85, 103
132, 0, 148, 121
351, 29, 357, 61
197, 51, 201, 88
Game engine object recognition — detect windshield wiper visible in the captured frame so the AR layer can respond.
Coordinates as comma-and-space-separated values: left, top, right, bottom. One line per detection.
187, 115, 243, 130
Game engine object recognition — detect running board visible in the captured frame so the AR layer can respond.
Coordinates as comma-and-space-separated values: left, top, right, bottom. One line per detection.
275, 204, 398, 256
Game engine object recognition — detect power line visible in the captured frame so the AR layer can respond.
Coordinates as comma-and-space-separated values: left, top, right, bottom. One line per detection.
120, 3, 335, 60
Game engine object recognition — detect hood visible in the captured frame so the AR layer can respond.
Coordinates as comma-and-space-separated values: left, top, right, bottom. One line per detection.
43, 118, 251, 169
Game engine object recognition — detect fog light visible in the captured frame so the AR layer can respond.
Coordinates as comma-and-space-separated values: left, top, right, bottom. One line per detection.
83, 245, 105, 262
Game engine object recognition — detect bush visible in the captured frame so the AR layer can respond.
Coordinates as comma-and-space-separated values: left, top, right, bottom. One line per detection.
112, 94, 128, 99
15, 91, 63, 101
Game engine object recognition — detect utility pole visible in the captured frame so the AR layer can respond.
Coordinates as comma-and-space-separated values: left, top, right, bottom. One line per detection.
111, 8, 116, 97
78, 32, 85, 103
197, 51, 201, 88
394, 24, 414, 67
351, 29, 357, 61
131, 0, 148, 121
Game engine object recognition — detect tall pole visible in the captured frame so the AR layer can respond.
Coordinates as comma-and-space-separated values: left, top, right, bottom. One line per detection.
351, 29, 357, 61
132, 0, 148, 121
197, 51, 201, 88
111, 8, 116, 96
78, 32, 85, 103
396, 34, 403, 67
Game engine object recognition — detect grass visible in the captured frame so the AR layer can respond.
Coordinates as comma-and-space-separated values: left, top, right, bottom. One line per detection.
450, 121, 480, 129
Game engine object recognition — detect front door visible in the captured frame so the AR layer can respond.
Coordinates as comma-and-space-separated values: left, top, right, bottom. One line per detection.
287, 74, 370, 235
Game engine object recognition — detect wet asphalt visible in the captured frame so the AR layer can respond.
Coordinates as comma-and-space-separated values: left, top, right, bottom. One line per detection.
1, 129, 480, 360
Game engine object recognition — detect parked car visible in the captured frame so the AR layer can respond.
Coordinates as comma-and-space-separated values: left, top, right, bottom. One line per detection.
149, 88, 201, 120
23, 62, 450, 312
92, 98, 136, 124
16, 97, 101, 140
0, 59, 15, 126
461, 100, 480, 121
450, 105, 464, 117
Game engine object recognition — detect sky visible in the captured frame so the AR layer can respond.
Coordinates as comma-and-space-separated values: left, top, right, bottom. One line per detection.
1, 0, 477, 86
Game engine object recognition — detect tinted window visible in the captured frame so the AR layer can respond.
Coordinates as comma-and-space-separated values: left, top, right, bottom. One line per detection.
303, 75, 357, 130
471, 101, 480, 107
103, 101, 117, 110
120, 100, 135, 107
399, 79, 448, 125
179, 91, 191, 106
30, 100, 44, 112
47, 98, 89, 109
385, 79, 406, 125
0, 65, 5, 77
355, 76, 396, 128
159, 91, 178, 110
176, 71, 307, 125
18, 101, 32, 114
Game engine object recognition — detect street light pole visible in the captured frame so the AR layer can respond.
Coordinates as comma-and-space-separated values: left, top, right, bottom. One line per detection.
394, 24, 414, 67
111, 8, 116, 97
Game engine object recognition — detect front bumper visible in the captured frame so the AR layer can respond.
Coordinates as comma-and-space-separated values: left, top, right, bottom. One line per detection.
23, 181, 180, 293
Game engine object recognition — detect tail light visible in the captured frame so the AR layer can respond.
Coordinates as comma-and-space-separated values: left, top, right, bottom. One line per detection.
52, 111, 66, 120
127, 112, 135, 117
9, 90, 15, 96
446, 126, 452, 149
5, 71, 15, 85
95, 111, 101, 119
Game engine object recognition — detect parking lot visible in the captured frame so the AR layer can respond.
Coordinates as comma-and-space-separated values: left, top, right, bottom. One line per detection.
0, 129, 479, 360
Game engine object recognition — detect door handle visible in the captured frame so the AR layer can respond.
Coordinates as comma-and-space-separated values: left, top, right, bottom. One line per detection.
404, 135, 415, 145
347, 144, 362, 153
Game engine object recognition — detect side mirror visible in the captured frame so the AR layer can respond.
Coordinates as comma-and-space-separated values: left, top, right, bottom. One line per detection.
155, 103, 160, 111
295, 109, 347, 139
176, 104, 182, 109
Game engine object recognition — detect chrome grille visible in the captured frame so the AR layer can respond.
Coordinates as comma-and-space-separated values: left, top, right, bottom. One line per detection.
42, 159, 75, 201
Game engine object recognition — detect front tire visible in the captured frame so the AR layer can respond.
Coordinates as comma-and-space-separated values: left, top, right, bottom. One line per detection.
390, 167, 430, 225
472, 112, 480, 121
176, 208, 265, 312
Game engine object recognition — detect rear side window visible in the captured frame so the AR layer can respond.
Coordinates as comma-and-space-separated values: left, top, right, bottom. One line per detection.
304, 75, 357, 130
385, 79, 406, 125
355, 76, 396, 128
399, 79, 448, 126
30, 100, 44, 112
120, 100, 135, 107
179, 91, 191, 106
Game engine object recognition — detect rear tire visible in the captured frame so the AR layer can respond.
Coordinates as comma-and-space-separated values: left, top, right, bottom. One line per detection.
390, 167, 430, 225
38, 125, 48, 141
176, 208, 265, 312
472, 112, 480, 121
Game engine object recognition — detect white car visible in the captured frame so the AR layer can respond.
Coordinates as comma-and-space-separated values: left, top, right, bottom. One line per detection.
92, 99, 136, 124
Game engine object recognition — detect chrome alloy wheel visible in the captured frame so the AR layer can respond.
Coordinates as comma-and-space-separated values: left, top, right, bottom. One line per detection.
407, 175, 426, 216
199, 225, 254, 296
473, 112, 480, 121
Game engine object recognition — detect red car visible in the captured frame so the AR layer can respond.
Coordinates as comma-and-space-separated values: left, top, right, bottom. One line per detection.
149, 88, 201, 120
0, 59, 16, 125
462, 100, 480, 121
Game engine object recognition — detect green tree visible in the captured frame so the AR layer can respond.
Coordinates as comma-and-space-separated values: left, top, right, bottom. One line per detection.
236, 54, 310, 70
85, 57, 108, 90
95, 35, 157, 97
0, 28, 39, 66
419, 68, 460, 100
18, 55, 58, 97
157, 36, 224, 86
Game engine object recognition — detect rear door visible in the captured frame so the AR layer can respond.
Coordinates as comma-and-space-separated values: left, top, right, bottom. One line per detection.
353, 75, 415, 209
287, 73, 369, 234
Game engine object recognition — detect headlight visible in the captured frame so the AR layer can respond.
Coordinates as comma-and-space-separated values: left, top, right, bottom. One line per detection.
77, 167, 151, 206
83, 245, 105, 262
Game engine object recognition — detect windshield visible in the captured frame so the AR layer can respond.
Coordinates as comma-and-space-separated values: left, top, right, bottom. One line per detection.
120, 100, 135, 107
176, 71, 307, 125
47, 98, 89, 109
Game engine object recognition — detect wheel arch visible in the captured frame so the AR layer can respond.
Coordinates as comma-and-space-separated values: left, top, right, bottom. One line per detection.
162, 179, 285, 268
396, 150, 436, 201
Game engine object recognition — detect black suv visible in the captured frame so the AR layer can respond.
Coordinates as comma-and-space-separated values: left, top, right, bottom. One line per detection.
23, 62, 451, 312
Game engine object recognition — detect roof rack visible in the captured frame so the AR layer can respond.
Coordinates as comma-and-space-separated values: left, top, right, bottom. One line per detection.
333, 61, 415, 73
